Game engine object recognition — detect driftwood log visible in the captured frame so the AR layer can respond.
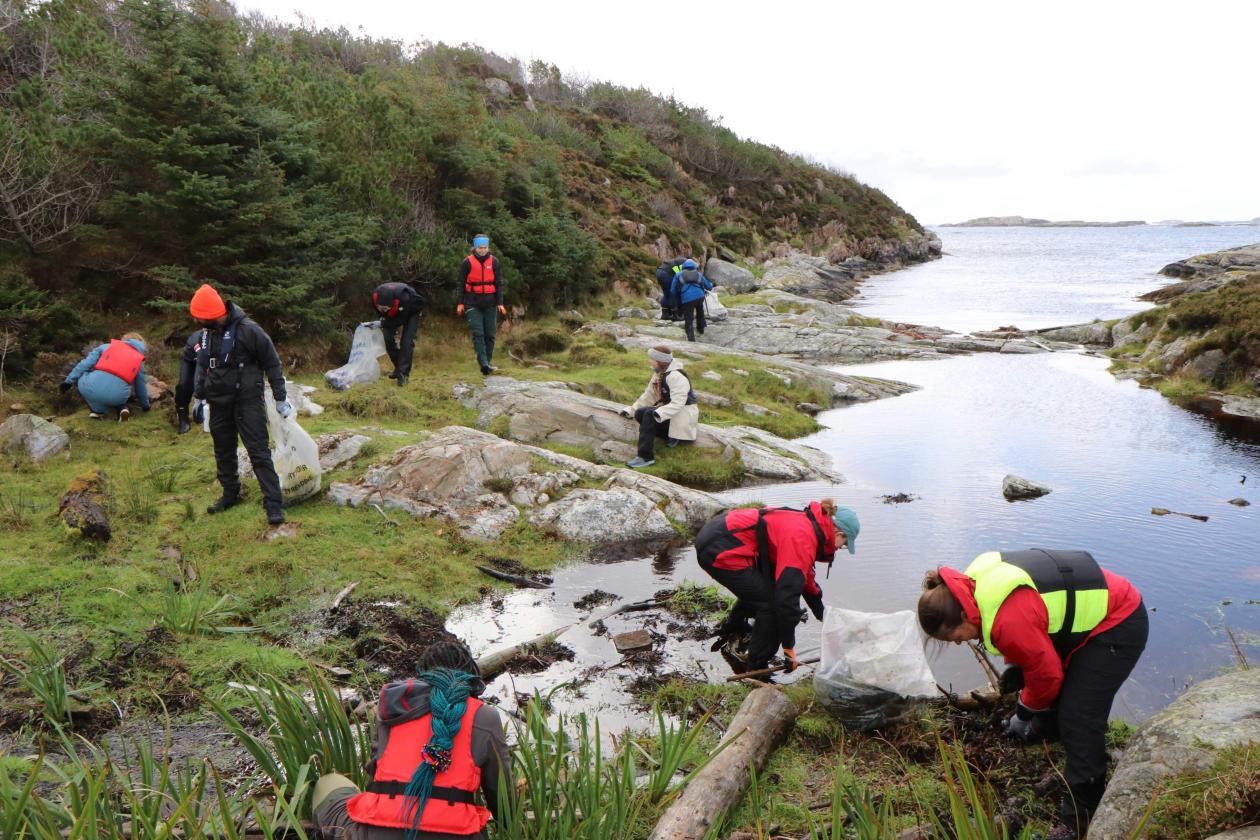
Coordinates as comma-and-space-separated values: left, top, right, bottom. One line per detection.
476, 625, 569, 680
59, 468, 111, 541
476, 564, 551, 589
648, 686, 798, 840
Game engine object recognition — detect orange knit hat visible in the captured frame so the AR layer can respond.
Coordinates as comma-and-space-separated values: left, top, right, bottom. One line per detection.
189, 284, 227, 320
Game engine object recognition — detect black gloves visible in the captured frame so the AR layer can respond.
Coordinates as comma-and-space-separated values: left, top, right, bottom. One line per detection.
999, 665, 1025, 694
59, 381, 72, 394
803, 591, 825, 621
1006, 701, 1056, 744
191, 402, 205, 424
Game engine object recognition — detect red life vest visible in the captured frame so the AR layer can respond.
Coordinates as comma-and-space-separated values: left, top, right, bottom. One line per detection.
464, 255, 497, 296
347, 695, 492, 834
95, 339, 145, 384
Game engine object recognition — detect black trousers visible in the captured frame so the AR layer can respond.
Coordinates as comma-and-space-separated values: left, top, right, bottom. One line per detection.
655, 270, 675, 316
381, 311, 420, 378
634, 407, 672, 460
680, 299, 706, 342
1056, 601, 1149, 828
209, 396, 283, 512
695, 517, 780, 669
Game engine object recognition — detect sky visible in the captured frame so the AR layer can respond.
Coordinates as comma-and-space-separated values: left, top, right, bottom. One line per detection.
236, 0, 1259, 225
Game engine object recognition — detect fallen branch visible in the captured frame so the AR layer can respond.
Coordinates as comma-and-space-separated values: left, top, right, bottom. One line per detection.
477, 625, 570, 680
1151, 507, 1209, 522
476, 564, 551, 589
330, 581, 359, 610
725, 657, 820, 682
970, 641, 1002, 693
507, 349, 557, 369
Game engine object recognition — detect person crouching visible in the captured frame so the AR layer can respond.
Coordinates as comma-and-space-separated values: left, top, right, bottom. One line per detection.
312, 640, 511, 840
620, 345, 698, 469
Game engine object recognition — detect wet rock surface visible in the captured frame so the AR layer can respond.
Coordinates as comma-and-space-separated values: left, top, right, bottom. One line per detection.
1002, 474, 1051, 500
1090, 669, 1260, 840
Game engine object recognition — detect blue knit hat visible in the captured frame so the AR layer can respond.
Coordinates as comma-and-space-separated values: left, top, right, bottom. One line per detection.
832, 506, 860, 554
682, 258, 698, 269
472, 235, 490, 247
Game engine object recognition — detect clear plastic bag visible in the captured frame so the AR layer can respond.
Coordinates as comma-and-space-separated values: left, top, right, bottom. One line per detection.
704, 289, 728, 321
813, 607, 937, 731
264, 391, 322, 504
324, 322, 386, 391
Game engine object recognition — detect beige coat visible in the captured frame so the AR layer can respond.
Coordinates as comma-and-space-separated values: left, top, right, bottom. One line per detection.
630, 360, 699, 441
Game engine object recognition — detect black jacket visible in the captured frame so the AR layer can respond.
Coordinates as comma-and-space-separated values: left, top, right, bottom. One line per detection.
193, 302, 286, 404
373, 282, 426, 325
458, 253, 505, 308
174, 330, 202, 410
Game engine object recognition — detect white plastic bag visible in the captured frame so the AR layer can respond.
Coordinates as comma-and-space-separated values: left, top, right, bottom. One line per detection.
814, 607, 937, 731
324, 322, 386, 391
264, 391, 322, 504
704, 289, 728, 322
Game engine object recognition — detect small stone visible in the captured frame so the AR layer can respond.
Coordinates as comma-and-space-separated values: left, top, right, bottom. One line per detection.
1002, 474, 1051, 501
1228, 498, 1250, 507
612, 629, 653, 653
796, 402, 823, 414
701, 370, 722, 381
742, 402, 775, 417
730, 368, 749, 377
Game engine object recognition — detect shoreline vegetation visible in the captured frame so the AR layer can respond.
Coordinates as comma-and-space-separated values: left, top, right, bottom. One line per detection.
941, 215, 1260, 228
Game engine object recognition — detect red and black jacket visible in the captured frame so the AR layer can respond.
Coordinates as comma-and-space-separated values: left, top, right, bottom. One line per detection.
458, 253, 504, 308
372, 282, 426, 323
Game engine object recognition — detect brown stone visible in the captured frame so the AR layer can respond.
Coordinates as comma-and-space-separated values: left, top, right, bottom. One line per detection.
612, 629, 653, 654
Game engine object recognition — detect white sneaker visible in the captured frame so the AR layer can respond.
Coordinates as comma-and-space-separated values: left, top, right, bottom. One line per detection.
89, 412, 103, 420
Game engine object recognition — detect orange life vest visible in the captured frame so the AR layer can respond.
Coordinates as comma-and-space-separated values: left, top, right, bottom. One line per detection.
464, 256, 497, 296
347, 695, 491, 835
95, 339, 144, 384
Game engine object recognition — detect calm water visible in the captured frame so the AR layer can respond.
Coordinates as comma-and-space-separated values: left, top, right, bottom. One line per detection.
851, 224, 1260, 333
452, 226, 1260, 727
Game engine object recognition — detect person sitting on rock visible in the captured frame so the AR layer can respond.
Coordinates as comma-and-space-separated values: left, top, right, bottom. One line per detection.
655, 256, 687, 321
59, 332, 151, 421
372, 281, 426, 387
917, 550, 1147, 840
620, 344, 699, 469
668, 259, 714, 342
312, 639, 512, 840
695, 500, 859, 678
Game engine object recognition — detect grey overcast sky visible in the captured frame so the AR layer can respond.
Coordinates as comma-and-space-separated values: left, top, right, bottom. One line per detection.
237, 0, 1258, 225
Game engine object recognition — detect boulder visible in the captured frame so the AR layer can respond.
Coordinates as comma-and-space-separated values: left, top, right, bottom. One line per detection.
145, 377, 171, 402
483, 77, 512, 98
1157, 336, 1192, 371
616, 308, 651, 320
1089, 670, 1260, 840
0, 414, 69, 462
1219, 396, 1260, 421
704, 258, 757, 293
1110, 318, 1153, 349
317, 432, 372, 472
1205, 830, 1260, 840
459, 378, 843, 483
1002, 474, 1051, 500
530, 487, 674, 543
59, 469, 110, 541
328, 426, 725, 540
1182, 348, 1228, 383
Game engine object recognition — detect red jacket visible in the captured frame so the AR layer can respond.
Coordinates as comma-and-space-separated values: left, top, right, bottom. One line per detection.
710, 502, 838, 597
940, 566, 1141, 711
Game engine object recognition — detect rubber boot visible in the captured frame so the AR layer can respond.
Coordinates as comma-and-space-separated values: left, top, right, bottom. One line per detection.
177, 407, 190, 435
266, 507, 285, 526
207, 495, 241, 515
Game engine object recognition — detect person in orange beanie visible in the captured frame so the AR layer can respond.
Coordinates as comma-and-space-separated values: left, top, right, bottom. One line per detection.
189, 283, 290, 526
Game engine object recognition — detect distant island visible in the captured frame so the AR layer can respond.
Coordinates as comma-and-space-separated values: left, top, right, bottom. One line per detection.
941, 216, 1145, 228
941, 215, 1260, 228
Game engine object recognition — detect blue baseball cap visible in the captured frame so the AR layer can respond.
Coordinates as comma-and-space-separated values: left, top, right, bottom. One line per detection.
832, 506, 859, 554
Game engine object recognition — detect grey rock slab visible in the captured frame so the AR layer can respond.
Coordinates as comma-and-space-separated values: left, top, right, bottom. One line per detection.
530, 487, 675, 543
1219, 395, 1260, 420
1090, 670, 1260, 840
0, 414, 69, 462
317, 432, 372, 472
1002, 474, 1051, 500
1035, 322, 1113, 345
704, 258, 757, 293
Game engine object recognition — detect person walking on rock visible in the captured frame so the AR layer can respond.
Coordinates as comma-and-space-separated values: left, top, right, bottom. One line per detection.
173, 329, 203, 434
917, 550, 1147, 840
60, 333, 151, 421
372, 281, 426, 387
669, 259, 714, 342
189, 283, 290, 526
312, 639, 511, 840
620, 345, 699, 469
457, 234, 507, 375
695, 500, 859, 678
655, 256, 687, 320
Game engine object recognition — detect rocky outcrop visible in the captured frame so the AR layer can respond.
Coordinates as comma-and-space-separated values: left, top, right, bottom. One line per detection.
1090, 669, 1260, 840
458, 377, 842, 483
1002, 474, 1051, 500
1032, 321, 1112, 346
328, 426, 725, 542
0, 414, 69, 462
317, 432, 372, 472
620, 289, 1051, 364
59, 469, 110, 541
